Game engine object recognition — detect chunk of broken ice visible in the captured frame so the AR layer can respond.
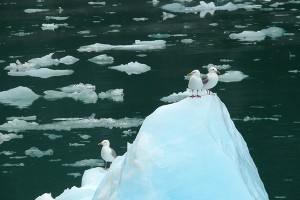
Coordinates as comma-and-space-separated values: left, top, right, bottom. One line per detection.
229, 31, 266, 42
62, 159, 103, 167
25, 147, 53, 158
88, 54, 114, 65
24, 9, 49, 13
42, 23, 59, 31
0, 133, 23, 144
98, 89, 124, 102
109, 62, 151, 75
219, 71, 249, 82
0, 86, 40, 108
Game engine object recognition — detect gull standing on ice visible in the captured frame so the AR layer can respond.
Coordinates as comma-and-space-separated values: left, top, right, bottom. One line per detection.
201, 66, 220, 95
187, 70, 203, 97
98, 140, 117, 169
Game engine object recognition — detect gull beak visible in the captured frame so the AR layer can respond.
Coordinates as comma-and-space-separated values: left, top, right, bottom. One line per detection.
98, 142, 103, 146
216, 70, 220, 75
187, 72, 192, 76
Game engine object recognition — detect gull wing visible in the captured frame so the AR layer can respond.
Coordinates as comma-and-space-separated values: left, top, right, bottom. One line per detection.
201, 74, 209, 84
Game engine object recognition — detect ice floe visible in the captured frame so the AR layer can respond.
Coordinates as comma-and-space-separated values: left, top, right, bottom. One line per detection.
133, 17, 149, 21
44, 83, 98, 104
0, 133, 23, 144
219, 71, 249, 82
5, 53, 77, 78
45, 16, 69, 21
62, 159, 103, 167
0, 117, 144, 133
232, 116, 280, 122
67, 172, 81, 178
25, 147, 53, 158
88, 1, 106, 6
43, 133, 63, 140
24, 9, 49, 13
161, 1, 261, 18
0, 163, 24, 167
162, 12, 176, 20
77, 40, 166, 52
41, 23, 59, 30
0, 86, 40, 108
98, 89, 124, 102
160, 89, 190, 103
229, 27, 285, 42
109, 62, 151, 75
88, 54, 114, 65
181, 38, 194, 44
0, 151, 16, 156
6, 115, 36, 121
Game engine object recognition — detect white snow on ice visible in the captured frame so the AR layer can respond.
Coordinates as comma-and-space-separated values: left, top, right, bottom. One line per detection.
109, 62, 151, 75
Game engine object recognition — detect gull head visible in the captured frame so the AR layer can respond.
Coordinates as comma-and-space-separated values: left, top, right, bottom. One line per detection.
98, 140, 110, 146
187, 69, 201, 77
209, 67, 220, 75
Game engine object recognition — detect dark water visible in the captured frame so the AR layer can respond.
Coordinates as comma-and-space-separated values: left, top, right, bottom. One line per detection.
0, 0, 300, 199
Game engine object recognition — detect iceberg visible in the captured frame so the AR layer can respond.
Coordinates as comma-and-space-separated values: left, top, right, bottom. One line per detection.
36, 96, 268, 200
77, 40, 166, 52
0, 86, 40, 108
109, 62, 151, 75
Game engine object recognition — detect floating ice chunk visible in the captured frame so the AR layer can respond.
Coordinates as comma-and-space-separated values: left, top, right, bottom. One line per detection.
88, 1, 106, 6
203, 63, 231, 70
219, 71, 249, 82
133, 17, 148, 21
69, 143, 85, 147
78, 134, 91, 140
42, 23, 59, 31
6, 116, 37, 121
68, 173, 81, 178
288, 70, 300, 73
25, 147, 53, 158
0, 86, 39, 108
45, 16, 69, 20
0, 116, 143, 133
24, 9, 49, 13
62, 159, 103, 167
0, 163, 24, 167
27, 53, 60, 67
44, 83, 98, 104
0, 151, 16, 156
88, 54, 114, 65
109, 62, 151, 75
98, 89, 124, 102
261, 27, 285, 38
78, 30, 91, 35
229, 31, 266, 42
233, 116, 279, 122
44, 133, 63, 140
11, 31, 32, 37
162, 12, 176, 20
8, 68, 74, 78
148, 33, 171, 39
181, 38, 194, 44
122, 129, 137, 137
0, 133, 23, 144
160, 89, 190, 103
59, 56, 79, 65
77, 40, 166, 52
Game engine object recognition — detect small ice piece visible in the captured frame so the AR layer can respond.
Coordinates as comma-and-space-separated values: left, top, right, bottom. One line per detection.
209, 23, 218, 26
11, 31, 32, 37
6, 116, 37, 121
219, 71, 249, 82
288, 70, 300, 73
78, 134, 91, 140
8, 68, 74, 78
45, 16, 69, 21
25, 147, 53, 158
98, 89, 124, 102
43, 133, 63, 140
24, 9, 49, 13
109, 62, 151, 75
78, 40, 166, 52
122, 129, 137, 137
233, 116, 279, 122
181, 38, 194, 44
41, 23, 59, 31
67, 173, 81, 178
0, 119, 39, 133
88, 1, 106, 6
133, 17, 148, 21
62, 159, 103, 167
88, 54, 114, 65
78, 30, 91, 35
0, 133, 23, 144
203, 63, 231, 70
0, 151, 16, 156
0, 86, 40, 108
261, 27, 285, 38
229, 31, 266, 42
59, 56, 79, 65
44, 83, 98, 104
148, 33, 171, 39
162, 12, 176, 20
160, 89, 190, 103
69, 143, 85, 147
0, 163, 24, 167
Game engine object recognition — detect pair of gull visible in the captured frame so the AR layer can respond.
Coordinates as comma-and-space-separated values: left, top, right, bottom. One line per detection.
187, 66, 220, 97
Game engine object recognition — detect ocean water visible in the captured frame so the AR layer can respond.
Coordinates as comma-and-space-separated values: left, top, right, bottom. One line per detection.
0, 0, 300, 199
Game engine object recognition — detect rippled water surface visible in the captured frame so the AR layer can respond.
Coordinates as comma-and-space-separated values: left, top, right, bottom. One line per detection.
1, 0, 300, 199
